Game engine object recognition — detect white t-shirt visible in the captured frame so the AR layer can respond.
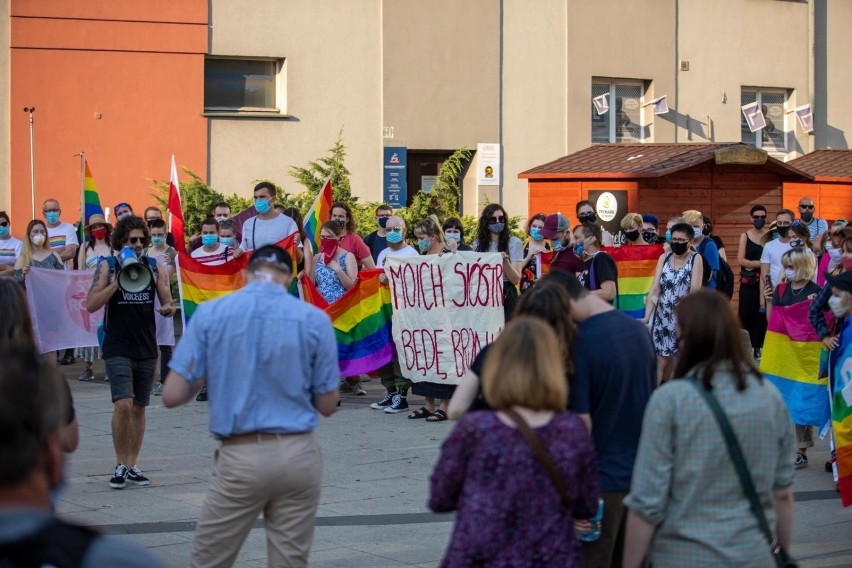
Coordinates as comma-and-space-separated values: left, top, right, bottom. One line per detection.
0, 236, 23, 267
239, 213, 298, 251
759, 239, 814, 287
472, 236, 524, 262
47, 222, 79, 269
191, 243, 229, 266
377, 244, 418, 268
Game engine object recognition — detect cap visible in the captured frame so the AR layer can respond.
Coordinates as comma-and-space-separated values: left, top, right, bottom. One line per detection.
249, 245, 292, 274
540, 214, 570, 239
826, 271, 852, 294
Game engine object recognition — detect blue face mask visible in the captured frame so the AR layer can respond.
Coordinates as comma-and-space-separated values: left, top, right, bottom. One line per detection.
530, 228, 544, 241
0, 225, 8, 238
573, 241, 585, 257
417, 238, 431, 252
445, 232, 461, 242
220, 236, 235, 247
202, 234, 218, 247
254, 198, 271, 215
386, 230, 403, 244
45, 211, 60, 224
665, 230, 672, 243
151, 236, 165, 247
551, 239, 564, 252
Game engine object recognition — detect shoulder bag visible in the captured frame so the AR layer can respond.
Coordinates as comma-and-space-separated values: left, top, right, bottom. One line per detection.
688, 378, 797, 568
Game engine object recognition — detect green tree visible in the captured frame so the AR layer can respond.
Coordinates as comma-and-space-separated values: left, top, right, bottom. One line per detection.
152, 168, 249, 235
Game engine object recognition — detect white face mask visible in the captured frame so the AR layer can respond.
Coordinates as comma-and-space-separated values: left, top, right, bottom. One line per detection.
31, 234, 46, 246
828, 295, 849, 318
784, 268, 797, 281
692, 226, 703, 238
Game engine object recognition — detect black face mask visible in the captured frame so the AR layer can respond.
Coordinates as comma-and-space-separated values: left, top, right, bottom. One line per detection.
702, 225, 712, 236
800, 211, 814, 222
777, 225, 790, 238
578, 213, 596, 224
753, 218, 766, 230
624, 229, 640, 242
670, 242, 689, 256
642, 230, 658, 244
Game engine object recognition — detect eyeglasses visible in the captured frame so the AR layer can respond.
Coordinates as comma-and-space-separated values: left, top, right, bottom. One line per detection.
799, 204, 815, 210
43, 208, 59, 213
489, 216, 505, 223
128, 237, 148, 244
386, 227, 402, 232
377, 213, 391, 218
219, 220, 235, 228
776, 223, 792, 228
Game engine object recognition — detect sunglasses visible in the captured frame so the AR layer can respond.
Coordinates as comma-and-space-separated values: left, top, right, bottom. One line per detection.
799, 205, 814, 210
145, 218, 160, 223
752, 215, 767, 219
0, 221, 8, 227
128, 237, 148, 244
386, 227, 403, 233
489, 216, 506, 223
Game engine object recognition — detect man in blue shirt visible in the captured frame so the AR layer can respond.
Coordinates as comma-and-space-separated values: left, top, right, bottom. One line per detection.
164, 245, 339, 568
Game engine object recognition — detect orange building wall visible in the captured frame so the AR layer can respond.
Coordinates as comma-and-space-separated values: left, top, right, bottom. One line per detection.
784, 181, 852, 223
528, 180, 637, 226
8, 0, 207, 237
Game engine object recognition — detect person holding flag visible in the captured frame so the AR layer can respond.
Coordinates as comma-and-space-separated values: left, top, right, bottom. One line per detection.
825, 270, 852, 506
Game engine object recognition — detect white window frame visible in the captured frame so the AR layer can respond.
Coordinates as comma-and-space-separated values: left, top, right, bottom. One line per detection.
203, 57, 288, 117
592, 79, 649, 144
741, 87, 788, 158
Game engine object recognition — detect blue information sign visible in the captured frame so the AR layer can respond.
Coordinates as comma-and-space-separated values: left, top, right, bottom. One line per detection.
383, 147, 407, 206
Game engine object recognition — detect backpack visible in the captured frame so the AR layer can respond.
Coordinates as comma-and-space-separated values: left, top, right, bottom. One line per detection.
697, 239, 734, 299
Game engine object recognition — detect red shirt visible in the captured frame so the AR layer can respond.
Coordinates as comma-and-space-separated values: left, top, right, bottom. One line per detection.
550, 249, 584, 273
339, 233, 371, 263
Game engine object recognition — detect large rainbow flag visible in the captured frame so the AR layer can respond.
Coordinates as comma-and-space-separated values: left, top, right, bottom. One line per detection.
303, 178, 333, 254
81, 159, 104, 225
760, 291, 829, 427
602, 245, 664, 319
301, 269, 394, 376
830, 317, 852, 507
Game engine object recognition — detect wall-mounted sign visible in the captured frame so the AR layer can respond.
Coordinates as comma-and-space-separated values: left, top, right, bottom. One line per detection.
587, 189, 628, 244
477, 143, 500, 186
421, 175, 438, 194
383, 147, 407, 206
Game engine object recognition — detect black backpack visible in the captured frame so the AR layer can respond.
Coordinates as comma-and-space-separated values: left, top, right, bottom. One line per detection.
697, 239, 734, 299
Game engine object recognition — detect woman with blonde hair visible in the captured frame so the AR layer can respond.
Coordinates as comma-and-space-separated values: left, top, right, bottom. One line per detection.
620, 212, 649, 245
430, 317, 599, 567
13, 219, 64, 286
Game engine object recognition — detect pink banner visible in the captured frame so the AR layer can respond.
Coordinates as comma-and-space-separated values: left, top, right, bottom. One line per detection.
25, 267, 104, 353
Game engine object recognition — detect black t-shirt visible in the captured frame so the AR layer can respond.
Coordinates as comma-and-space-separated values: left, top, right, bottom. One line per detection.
363, 231, 388, 263
710, 234, 724, 252
773, 280, 821, 307
102, 257, 158, 360
570, 310, 657, 492
578, 252, 618, 291
467, 344, 493, 412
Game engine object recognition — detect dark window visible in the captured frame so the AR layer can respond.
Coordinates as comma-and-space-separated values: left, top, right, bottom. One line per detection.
204, 58, 279, 112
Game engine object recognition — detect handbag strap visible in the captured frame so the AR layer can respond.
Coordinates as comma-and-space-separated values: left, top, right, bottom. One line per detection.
687, 378, 778, 551
503, 409, 572, 511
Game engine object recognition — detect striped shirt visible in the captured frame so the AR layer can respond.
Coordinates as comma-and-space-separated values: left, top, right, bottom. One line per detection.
0, 237, 23, 266
47, 222, 79, 269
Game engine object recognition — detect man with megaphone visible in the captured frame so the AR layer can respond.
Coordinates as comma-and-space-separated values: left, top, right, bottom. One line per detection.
87, 215, 176, 490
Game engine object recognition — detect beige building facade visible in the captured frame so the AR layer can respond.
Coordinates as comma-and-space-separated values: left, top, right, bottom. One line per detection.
3, 0, 850, 219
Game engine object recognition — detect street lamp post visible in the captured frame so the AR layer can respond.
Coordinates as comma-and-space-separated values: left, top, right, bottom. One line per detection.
23, 107, 36, 218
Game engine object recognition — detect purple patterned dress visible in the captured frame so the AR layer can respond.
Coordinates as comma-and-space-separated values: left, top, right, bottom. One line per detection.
429, 411, 599, 568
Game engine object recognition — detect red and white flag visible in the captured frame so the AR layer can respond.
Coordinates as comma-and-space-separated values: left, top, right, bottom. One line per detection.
168, 155, 187, 254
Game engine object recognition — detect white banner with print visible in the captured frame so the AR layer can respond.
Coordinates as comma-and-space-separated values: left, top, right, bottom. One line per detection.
384, 252, 505, 385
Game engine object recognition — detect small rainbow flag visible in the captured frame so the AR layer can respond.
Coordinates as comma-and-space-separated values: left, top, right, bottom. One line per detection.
301, 269, 394, 376
829, 318, 852, 507
82, 160, 104, 224
760, 291, 829, 428
303, 178, 333, 254
602, 245, 664, 319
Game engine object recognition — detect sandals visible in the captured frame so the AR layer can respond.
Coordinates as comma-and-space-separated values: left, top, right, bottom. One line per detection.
408, 407, 433, 420
426, 410, 448, 422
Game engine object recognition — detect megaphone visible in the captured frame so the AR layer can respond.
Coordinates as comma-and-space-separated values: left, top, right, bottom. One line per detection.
117, 246, 152, 293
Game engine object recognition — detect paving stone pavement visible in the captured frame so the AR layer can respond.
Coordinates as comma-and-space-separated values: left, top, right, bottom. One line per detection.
56, 360, 852, 567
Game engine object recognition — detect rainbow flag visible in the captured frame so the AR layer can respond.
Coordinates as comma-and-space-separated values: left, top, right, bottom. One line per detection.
602, 245, 664, 318
82, 160, 104, 224
301, 269, 394, 376
303, 177, 333, 254
760, 292, 829, 428
830, 317, 852, 507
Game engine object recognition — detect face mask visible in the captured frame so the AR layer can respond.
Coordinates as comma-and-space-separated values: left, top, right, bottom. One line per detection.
320, 237, 337, 262
530, 228, 544, 241
692, 226, 703, 239
551, 239, 564, 252
827, 248, 842, 261
444, 232, 460, 242
117, 212, 131, 222
828, 295, 848, 318
335, 219, 347, 229
92, 227, 107, 240
777, 225, 790, 238
753, 218, 766, 230
624, 229, 640, 242
32, 234, 46, 246
45, 212, 60, 224
215, 215, 229, 223
386, 230, 403, 244
254, 198, 271, 215
670, 241, 689, 256
151, 235, 165, 247
789, 239, 803, 248
665, 230, 672, 243
220, 236, 235, 247
417, 238, 431, 252
800, 211, 814, 222
642, 231, 657, 244
784, 268, 796, 281
202, 235, 218, 247
578, 213, 596, 224
488, 222, 505, 234
702, 225, 711, 236
378, 217, 389, 229
0, 225, 9, 238
573, 242, 585, 257
843, 257, 852, 272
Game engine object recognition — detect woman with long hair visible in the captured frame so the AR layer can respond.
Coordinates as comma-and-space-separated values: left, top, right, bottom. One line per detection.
473, 204, 523, 319
75, 214, 113, 381
737, 205, 769, 359
816, 223, 850, 287
624, 291, 794, 567
14, 219, 64, 285
430, 317, 599, 567
329, 201, 374, 269
284, 207, 314, 281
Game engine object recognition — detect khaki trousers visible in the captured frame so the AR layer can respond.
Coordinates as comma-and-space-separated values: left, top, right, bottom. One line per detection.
191, 432, 322, 568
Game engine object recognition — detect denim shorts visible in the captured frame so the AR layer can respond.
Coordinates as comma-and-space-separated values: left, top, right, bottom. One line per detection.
105, 356, 157, 406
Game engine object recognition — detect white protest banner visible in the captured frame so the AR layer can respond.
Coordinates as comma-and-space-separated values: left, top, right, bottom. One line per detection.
384, 251, 505, 385
25, 267, 104, 353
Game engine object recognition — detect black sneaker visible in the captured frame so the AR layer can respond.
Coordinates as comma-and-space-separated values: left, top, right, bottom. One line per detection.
383, 394, 409, 414
126, 466, 150, 486
196, 387, 208, 402
370, 391, 397, 410
109, 464, 129, 489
